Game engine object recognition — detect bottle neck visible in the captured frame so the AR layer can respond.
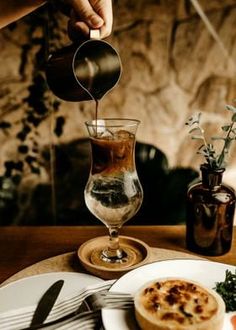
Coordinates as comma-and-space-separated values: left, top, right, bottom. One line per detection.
200, 165, 224, 189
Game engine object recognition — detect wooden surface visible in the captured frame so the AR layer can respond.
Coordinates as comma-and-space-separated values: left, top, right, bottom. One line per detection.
1, 225, 236, 284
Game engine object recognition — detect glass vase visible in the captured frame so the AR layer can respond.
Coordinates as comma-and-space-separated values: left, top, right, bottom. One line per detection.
186, 164, 235, 256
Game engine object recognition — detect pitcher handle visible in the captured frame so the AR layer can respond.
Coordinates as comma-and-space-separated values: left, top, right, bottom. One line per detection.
90, 29, 101, 40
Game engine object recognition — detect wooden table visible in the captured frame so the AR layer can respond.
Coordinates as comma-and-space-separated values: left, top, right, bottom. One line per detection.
1, 225, 236, 285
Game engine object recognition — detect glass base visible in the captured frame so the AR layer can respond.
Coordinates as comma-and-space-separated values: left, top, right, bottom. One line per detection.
101, 247, 128, 263
90, 245, 140, 269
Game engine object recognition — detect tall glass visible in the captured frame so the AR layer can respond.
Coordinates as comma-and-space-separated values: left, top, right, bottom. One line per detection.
84, 118, 143, 265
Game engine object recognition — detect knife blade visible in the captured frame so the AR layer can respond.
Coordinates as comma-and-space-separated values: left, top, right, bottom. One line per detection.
30, 279, 64, 326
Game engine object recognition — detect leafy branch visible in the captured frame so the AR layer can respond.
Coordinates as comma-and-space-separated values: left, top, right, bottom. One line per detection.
186, 103, 236, 170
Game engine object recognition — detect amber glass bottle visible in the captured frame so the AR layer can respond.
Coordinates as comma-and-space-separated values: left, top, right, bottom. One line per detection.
186, 164, 235, 256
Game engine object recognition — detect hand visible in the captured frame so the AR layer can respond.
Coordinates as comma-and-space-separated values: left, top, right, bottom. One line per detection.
67, 0, 113, 40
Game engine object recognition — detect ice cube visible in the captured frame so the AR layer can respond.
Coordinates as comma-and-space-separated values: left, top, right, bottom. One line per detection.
114, 130, 132, 140
99, 129, 114, 139
89, 119, 107, 137
91, 178, 129, 208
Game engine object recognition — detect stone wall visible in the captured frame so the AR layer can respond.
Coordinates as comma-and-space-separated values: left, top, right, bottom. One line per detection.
0, 0, 235, 225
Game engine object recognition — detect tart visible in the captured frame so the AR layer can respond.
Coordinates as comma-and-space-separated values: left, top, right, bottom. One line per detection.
134, 277, 225, 330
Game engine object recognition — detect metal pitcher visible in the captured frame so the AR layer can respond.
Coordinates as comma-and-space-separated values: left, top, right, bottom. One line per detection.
45, 31, 122, 102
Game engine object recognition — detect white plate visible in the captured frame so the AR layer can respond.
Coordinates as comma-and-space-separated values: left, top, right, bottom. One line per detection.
0, 272, 103, 313
102, 259, 236, 330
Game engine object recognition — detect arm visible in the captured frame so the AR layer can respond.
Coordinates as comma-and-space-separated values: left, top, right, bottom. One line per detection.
0, 0, 46, 29
0, 0, 113, 39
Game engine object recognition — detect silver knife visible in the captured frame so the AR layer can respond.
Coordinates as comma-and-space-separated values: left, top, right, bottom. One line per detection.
30, 279, 64, 327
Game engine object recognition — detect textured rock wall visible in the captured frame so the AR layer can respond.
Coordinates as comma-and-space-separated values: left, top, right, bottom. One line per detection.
0, 0, 236, 224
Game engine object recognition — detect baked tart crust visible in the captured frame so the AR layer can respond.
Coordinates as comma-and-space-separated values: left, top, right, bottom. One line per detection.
134, 277, 225, 330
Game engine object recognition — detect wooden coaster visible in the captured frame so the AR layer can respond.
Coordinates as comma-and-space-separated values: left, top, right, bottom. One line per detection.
77, 236, 151, 279
1, 248, 203, 287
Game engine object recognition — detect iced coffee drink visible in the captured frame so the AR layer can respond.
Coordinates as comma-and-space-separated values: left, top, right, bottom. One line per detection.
84, 119, 143, 265
85, 129, 142, 227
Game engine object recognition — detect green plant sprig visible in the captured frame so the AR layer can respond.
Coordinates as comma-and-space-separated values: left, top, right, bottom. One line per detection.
185, 104, 236, 170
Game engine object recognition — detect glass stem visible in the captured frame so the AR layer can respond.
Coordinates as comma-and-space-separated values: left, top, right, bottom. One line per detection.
108, 227, 121, 255
100, 227, 129, 263
101, 227, 124, 261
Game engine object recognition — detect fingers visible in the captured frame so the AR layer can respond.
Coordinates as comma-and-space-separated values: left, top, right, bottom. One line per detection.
90, 0, 113, 38
67, 0, 113, 40
70, 0, 104, 28
68, 9, 90, 40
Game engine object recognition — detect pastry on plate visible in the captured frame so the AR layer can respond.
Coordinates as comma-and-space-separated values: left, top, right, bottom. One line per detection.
134, 277, 225, 330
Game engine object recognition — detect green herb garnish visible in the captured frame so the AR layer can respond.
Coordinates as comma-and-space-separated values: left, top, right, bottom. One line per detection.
214, 269, 236, 312
185, 103, 236, 170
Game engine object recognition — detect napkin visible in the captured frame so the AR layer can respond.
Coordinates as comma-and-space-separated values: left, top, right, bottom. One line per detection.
0, 280, 115, 330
